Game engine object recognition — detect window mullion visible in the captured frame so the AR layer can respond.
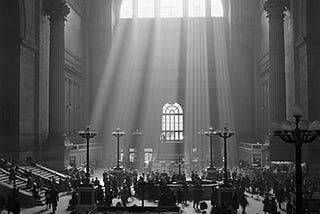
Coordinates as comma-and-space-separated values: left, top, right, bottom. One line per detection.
206, 0, 210, 17
155, 0, 160, 18
133, 0, 138, 18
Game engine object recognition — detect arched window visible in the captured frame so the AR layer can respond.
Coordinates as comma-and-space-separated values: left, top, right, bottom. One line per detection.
161, 103, 183, 142
211, 0, 224, 17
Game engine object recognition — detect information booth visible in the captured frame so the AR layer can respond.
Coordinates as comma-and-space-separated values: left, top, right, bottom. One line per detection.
76, 184, 96, 214
217, 183, 238, 214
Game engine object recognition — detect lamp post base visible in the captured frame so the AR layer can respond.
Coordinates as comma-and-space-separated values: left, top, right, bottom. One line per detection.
76, 185, 95, 214
207, 166, 216, 171
206, 166, 219, 180
113, 166, 124, 173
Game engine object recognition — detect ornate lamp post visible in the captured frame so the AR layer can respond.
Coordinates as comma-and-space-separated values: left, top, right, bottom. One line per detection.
112, 128, 125, 170
175, 156, 184, 176
201, 127, 215, 169
214, 125, 235, 183
78, 126, 97, 183
272, 114, 320, 214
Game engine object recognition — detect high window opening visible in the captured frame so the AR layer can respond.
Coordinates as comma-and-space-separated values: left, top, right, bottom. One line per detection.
144, 148, 153, 165
120, 0, 133, 19
138, 0, 155, 18
189, 0, 205, 17
211, 0, 223, 17
129, 148, 137, 163
161, 103, 183, 142
119, 0, 224, 19
160, 0, 183, 18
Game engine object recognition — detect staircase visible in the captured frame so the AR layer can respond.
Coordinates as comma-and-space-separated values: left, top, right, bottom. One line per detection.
20, 162, 70, 192
0, 168, 46, 205
21, 165, 61, 182
0, 157, 70, 194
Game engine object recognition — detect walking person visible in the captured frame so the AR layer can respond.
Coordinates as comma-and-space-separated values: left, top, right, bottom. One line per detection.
50, 187, 59, 213
7, 187, 20, 214
176, 187, 183, 209
193, 183, 202, 209
270, 197, 278, 214
7, 197, 20, 214
263, 195, 272, 214
45, 188, 51, 209
286, 197, 294, 214
239, 194, 249, 214
0, 195, 5, 214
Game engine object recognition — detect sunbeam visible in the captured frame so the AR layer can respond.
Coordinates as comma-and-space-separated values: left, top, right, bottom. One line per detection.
90, 0, 234, 170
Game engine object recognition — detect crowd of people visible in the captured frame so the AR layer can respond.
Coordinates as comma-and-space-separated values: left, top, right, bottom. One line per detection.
2, 160, 320, 213
0, 158, 71, 214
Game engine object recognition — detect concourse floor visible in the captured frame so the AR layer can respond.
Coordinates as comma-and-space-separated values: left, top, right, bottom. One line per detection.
18, 194, 287, 214
17, 168, 287, 214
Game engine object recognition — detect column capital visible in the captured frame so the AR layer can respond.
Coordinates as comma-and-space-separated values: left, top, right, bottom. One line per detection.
264, 0, 288, 20
44, 0, 70, 24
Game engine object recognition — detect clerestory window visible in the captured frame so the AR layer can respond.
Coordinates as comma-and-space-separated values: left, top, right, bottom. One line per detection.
119, 0, 224, 19
161, 103, 183, 142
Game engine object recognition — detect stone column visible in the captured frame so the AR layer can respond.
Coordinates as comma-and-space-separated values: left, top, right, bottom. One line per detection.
264, 0, 287, 122
43, 0, 69, 170
264, 0, 293, 161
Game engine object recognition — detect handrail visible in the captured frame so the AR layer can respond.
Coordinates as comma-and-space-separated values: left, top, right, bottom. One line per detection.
25, 158, 70, 179
34, 163, 70, 179
0, 167, 28, 183
0, 180, 33, 197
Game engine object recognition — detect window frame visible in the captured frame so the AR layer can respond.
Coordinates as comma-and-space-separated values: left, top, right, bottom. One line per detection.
161, 102, 183, 142
119, 0, 224, 19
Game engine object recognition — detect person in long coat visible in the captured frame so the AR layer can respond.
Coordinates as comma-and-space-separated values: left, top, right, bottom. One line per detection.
50, 188, 59, 213
193, 184, 203, 209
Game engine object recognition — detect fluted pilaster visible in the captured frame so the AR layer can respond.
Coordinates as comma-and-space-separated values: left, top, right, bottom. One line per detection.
264, 0, 287, 122
44, 0, 69, 139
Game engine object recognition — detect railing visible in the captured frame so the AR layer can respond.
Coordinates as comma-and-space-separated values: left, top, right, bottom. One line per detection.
66, 143, 102, 151
87, 206, 180, 214
0, 167, 27, 184
25, 157, 70, 179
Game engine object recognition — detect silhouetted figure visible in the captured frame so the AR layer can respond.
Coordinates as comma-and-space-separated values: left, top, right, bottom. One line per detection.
193, 183, 202, 209
105, 189, 113, 207
0, 195, 5, 213
176, 188, 183, 206
270, 197, 278, 214
94, 177, 100, 186
239, 195, 249, 214
263, 196, 272, 214
7, 187, 20, 214
45, 189, 51, 209
50, 188, 59, 213
95, 185, 104, 204
286, 197, 294, 214
32, 184, 40, 200
9, 167, 15, 184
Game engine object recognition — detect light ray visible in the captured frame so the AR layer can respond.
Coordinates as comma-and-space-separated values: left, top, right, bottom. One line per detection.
212, 18, 237, 168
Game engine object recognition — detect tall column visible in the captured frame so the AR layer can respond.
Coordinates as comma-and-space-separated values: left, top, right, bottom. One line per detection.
43, 0, 69, 170
264, 0, 287, 122
264, 1, 293, 161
